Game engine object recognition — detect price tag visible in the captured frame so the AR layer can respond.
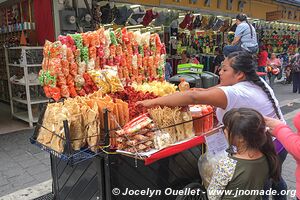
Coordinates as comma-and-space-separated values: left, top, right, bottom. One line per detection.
205, 130, 228, 155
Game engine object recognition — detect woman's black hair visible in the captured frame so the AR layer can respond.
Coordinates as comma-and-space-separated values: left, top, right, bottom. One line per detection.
236, 13, 253, 39
223, 108, 280, 181
227, 51, 282, 120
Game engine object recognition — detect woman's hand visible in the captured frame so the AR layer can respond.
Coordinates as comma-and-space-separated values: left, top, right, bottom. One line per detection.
264, 116, 284, 133
136, 99, 156, 108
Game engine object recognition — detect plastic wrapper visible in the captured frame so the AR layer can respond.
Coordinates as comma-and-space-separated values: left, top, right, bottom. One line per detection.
56, 74, 67, 87
74, 49, 81, 63
89, 46, 97, 60
81, 46, 89, 63
153, 130, 172, 150
74, 74, 85, 89
110, 30, 117, 45
69, 62, 78, 76
61, 84, 70, 98
110, 44, 116, 57
134, 31, 142, 46
141, 32, 150, 46
115, 28, 122, 44
61, 60, 69, 76
104, 46, 110, 59
103, 67, 124, 93
97, 27, 105, 45
68, 85, 77, 97
122, 28, 129, 44
78, 61, 87, 75
87, 59, 95, 71
198, 151, 227, 188
67, 48, 74, 62
97, 45, 105, 58
39, 70, 57, 87
104, 30, 111, 47
70, 34, 83, 50
88, 70, 110, 94
66, 74, 74, 86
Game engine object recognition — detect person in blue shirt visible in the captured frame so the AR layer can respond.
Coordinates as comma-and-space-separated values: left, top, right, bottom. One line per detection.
223, 13, 258, 57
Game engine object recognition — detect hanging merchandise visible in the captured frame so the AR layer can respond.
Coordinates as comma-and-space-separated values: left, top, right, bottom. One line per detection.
114, 5, 133, 25
39, 26, 167, 102
128, 6, 146, 25
100, 3, 118, 24
142, 9, 159, 26
179, 13, 194, 30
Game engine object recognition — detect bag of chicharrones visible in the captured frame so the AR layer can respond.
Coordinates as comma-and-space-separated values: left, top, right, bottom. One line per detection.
198, 150, 227, 188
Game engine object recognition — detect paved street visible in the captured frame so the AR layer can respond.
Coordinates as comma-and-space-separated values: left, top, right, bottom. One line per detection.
0, 82, 299, 200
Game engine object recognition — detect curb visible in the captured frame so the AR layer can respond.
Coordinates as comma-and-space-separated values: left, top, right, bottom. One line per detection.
0, 180, 52, 200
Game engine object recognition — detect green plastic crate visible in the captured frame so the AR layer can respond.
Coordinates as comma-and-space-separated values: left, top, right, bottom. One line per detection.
177, 63, 204, 74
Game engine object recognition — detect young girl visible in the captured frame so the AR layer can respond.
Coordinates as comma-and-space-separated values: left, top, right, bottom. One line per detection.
207, 108, 280, 200
265, 112, 300, 200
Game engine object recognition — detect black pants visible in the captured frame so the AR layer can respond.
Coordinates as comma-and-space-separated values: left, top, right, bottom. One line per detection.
292, 72, 300, 93
262, 149, 288, 200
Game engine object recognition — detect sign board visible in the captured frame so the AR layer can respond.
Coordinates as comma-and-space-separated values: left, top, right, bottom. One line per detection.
266, 10, 283, 21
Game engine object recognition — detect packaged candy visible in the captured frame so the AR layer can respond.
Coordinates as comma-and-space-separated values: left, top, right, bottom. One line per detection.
74, 74, 85, 89
87, 59, 95, 71
60, 85, 70, 98
78, 61, 86, 75
110, 30, 117, 45
110, 44, 116, 57
104, 30, 111, 47
122, 28, 129, 44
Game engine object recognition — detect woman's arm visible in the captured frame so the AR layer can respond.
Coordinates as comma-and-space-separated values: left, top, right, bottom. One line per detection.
136, 88, 228, 109
265, 116, 300, 158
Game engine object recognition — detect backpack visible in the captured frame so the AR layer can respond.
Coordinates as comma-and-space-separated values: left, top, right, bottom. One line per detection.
291, 54, 300, 72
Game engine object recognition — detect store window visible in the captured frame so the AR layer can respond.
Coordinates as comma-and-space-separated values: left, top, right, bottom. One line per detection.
227, 0, 233, 10
217, 0, 222, 8
204, 0, 210, 7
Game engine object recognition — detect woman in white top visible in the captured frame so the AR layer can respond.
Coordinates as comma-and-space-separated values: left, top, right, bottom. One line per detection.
137, 51, 287, 200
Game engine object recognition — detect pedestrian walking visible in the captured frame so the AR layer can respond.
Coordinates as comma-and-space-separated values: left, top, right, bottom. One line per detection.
291, 50, 300, 93
267, 53, 282, 88
257, 46, 268, 80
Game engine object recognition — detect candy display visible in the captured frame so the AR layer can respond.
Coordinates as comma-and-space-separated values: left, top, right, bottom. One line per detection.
39, 27, 166, 101
115, 106, 195, 153
37, 91, 129, 153
131, 81, 177, 96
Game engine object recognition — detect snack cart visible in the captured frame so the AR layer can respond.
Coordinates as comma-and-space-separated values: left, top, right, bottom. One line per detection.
30, 106, 217, 200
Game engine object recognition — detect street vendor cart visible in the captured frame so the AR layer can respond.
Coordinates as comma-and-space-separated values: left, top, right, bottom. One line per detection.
31, 107, 215, 200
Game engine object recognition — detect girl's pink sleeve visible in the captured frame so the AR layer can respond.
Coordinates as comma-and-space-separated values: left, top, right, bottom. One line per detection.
273, 124, 300, 159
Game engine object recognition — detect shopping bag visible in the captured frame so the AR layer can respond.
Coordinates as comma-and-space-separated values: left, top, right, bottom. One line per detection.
198, 150, 227, 189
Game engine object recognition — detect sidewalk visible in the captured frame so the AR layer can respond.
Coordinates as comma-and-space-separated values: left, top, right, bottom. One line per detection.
0, 82, 299, 200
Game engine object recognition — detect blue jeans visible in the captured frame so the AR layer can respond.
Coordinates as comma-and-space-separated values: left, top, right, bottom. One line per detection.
223, 45, 242, 57
223, 45, 258, 57
262, 149, 288, 200
268, 72, 276, 89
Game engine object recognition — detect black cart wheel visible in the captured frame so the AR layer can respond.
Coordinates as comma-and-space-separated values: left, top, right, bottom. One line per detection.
175, 182, 208, 200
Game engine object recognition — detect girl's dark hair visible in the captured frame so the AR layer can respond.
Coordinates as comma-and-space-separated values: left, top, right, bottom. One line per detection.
236, 13, 253, 39
227, 51, 282, 120
223, 108, 280, 181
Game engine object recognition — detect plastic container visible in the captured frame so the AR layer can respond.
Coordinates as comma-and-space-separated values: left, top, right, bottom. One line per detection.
190, 105, 214, 136
190, 106, 204, 136
178, 78, 190, 92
